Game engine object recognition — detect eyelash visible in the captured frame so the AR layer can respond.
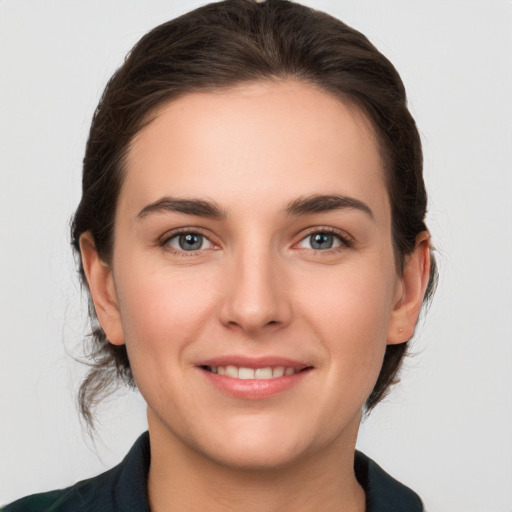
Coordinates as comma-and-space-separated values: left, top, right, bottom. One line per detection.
295, 227, 353, 252
160, 228, 217, 257
159, 227, 353, 256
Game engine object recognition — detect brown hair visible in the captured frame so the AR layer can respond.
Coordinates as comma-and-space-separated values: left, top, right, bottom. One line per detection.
71, 0, 437, 427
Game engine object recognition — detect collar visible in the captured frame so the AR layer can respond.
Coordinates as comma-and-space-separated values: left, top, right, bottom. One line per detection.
120, 432, 423, 512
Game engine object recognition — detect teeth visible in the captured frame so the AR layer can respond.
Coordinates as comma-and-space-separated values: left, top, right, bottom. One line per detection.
272, 366, 285, 378
225, 365, 238, 378
238, 367, 255, 379
254, 367, 272, 379
207, 365, 301, 379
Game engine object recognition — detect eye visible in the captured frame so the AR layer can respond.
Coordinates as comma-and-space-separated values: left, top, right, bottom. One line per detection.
297, 231, 349, 251
165, 232, 214, 252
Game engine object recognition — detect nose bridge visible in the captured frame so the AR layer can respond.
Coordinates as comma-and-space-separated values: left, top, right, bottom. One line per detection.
220, 236, 289, 333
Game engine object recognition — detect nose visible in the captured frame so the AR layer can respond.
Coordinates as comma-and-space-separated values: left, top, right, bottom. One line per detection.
219, 244, 292, 335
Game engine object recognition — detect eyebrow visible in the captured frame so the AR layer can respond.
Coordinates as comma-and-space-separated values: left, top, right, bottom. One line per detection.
285, 194, 374, 219
137, 193, 373, 221
137, 197, 227, 219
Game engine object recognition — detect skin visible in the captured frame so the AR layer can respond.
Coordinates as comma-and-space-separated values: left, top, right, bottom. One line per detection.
81, 80, 430, 512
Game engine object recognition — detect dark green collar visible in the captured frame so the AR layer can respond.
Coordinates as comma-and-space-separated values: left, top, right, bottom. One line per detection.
3, 432, 423, 512
355, 450, 424, 511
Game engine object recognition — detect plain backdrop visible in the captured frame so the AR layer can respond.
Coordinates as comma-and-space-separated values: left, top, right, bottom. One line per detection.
1, 1, 511, 511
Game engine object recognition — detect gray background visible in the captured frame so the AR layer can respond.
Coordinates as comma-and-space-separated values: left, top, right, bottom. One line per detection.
1, 1, 511, 511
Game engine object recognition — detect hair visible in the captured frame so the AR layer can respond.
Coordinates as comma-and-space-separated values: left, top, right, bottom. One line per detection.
71, 0, 437, 428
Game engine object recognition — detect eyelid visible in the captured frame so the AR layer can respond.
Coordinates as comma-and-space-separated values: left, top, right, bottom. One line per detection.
294, 226, 354, 250
158, 227, 219, 253
156, 225, 353, 254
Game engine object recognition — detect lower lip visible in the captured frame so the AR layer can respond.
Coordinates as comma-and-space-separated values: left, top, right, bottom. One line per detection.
199, 368, 311, 400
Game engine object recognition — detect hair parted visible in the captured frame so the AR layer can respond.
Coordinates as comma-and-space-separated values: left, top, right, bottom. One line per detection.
71, 0, 437, 428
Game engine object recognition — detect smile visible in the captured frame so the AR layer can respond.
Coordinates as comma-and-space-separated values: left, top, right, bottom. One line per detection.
203, 365, 300, 379
198, 359, 312, 400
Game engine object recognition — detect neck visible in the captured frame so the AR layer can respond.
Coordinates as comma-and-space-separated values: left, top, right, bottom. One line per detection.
146, 412, 365, 512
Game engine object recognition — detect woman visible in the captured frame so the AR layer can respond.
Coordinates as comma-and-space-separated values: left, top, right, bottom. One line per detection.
3, 0, 436, 510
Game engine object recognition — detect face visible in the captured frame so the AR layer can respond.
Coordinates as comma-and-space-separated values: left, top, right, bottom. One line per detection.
85, 80, 421, 470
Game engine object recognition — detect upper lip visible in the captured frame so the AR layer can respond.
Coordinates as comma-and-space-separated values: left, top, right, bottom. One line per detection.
195, 355, 311, 370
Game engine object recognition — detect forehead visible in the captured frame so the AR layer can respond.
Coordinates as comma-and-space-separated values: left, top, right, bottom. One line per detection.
123, 80, 389, 224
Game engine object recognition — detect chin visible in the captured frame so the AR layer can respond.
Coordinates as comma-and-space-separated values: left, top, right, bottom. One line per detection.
194, 415, 324, 471
209, 436, 308, 471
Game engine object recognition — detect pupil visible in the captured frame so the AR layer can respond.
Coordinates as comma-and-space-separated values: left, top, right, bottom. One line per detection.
311, 233, 333, 250
179, 233, 202, 251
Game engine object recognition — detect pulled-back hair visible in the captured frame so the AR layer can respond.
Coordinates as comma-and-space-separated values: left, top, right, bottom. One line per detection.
71, 0, 437, 427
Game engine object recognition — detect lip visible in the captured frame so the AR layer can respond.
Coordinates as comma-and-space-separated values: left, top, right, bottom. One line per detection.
196, 355, 313, 400
196, 355, 310, 370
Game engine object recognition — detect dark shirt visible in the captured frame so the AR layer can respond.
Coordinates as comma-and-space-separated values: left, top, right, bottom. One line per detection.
3, 432, 424, 511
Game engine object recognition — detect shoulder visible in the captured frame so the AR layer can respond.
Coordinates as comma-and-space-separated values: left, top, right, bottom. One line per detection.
2, 432, 151, 512
1, 490, 65, 512
2, 465, 121, 512
355, 451, 424, 512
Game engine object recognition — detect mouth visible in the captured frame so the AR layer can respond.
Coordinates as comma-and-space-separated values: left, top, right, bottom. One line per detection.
200, 365, 308, 380
197, 358, 313, 399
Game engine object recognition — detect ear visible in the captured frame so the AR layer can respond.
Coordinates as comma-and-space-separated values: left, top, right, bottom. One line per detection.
79, 232, 125, 346
387, 231, 432, 345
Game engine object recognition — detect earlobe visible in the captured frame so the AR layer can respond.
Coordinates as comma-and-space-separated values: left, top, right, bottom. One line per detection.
387, 232, 431, 345
79, 232, 125, 346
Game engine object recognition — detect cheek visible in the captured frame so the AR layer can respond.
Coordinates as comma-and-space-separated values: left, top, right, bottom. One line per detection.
296, 256, 397, 374
301, 258, 395, 331
114, 263, 220, 357
113, 264, 223, 416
